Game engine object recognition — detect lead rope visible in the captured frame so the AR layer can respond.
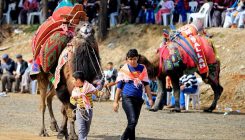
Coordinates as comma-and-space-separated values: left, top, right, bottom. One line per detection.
73, 107, 93, 121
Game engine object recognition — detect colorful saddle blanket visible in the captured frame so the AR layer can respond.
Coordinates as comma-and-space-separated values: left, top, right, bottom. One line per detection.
32, 4, 87, 72
159, 24, 216, 74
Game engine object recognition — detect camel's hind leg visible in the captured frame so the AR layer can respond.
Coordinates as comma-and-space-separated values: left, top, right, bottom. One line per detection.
203, 61, 223, 112
46, 85, 59, 132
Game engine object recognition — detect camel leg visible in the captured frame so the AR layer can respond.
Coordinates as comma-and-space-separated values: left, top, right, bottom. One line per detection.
204, 62, 223, 112
67, 105, 78, 140
39, 86, 49, 137
57, 105, 69, 139
171, 76, 181, 112
46, 85, 59, 132
150, 77, 165, 111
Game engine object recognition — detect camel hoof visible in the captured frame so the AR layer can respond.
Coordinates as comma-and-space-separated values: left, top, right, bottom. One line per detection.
203, 108, 214, 113
57, 130, 68, 139
50, 121, 59, 132
170, 107, 181, 113
69, 134, 78, 140
39, 129, 49, 137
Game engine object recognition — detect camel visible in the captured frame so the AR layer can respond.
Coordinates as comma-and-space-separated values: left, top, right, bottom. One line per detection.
138, 24, 223, 113
54, 21, 101, 139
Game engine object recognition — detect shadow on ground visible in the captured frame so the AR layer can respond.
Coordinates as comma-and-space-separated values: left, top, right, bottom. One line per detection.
89, 135, 165, 140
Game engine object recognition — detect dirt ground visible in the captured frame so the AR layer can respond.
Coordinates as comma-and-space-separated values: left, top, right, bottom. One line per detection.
0, 94, 245, 140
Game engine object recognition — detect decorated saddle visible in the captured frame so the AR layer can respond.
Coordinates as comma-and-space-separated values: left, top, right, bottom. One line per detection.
159, 24, 217, 75
31, 4, 87, 73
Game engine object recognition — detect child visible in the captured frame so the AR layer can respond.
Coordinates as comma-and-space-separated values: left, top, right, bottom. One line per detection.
70, 71, 97, 140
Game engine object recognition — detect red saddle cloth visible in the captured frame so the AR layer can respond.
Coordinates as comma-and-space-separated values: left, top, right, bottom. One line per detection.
31, 4, 87, 72
159, 24, 216, 74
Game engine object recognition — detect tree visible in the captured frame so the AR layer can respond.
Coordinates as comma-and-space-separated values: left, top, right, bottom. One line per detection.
0, 0, 3, 23
42, 0, 48, 21
97, 0, 108, 42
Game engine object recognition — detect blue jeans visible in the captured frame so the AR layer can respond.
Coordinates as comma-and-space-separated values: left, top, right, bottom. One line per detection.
109, 12, 118, 27
76, 109, 93, 140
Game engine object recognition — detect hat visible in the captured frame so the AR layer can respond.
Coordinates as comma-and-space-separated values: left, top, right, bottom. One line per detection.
16, 54, 22, 58
2, 54, 9, 59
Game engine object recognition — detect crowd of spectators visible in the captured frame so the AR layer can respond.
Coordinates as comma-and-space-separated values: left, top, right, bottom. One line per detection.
1, 0, 244, 28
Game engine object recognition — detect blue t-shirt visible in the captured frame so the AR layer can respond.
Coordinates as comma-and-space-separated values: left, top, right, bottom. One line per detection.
117, 64, 149, 99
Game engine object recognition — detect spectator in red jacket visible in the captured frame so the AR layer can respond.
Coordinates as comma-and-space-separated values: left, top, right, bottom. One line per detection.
19, 0, 39, 24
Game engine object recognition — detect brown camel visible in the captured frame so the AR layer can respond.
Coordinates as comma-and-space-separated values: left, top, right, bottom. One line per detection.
54, 21, 101, 140
138, 27, 223, 113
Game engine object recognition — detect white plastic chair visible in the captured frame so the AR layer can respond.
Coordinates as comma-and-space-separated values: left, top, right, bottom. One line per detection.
3, 3, 16, 24
184, 78, 203, 110
188, 2, 213, 28
27, 9, 43, 25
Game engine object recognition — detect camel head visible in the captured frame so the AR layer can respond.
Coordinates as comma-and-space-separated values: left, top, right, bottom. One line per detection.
75, 21, 95, 39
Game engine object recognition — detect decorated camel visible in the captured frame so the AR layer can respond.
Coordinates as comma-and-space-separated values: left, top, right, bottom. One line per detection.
138, 20, 223, 112
30, 3, 101, 139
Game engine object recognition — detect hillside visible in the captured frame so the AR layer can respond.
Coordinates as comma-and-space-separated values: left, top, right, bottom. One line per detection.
0, 24, 244, 111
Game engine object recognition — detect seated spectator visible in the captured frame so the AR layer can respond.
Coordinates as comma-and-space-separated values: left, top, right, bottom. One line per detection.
107, 0, 120, 28
83, 0, 99, 23
156, 0, 174, 24
237, 10, 245, 28
136, 3, 147, 23
173, 0, 190, 24
19, 0, 39, 24
14, 54, 28, 93
230, 0, 245, 28
212, 0, 235, 27
20, 59, 33, 93
145, 0, 157, 24
1, 54, 16, 93
47, 0, 59, 17
119, 0, 133, 23
179, 73, 198, 110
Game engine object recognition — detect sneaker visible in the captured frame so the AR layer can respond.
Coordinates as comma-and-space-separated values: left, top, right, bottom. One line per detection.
0, 92, 8, 97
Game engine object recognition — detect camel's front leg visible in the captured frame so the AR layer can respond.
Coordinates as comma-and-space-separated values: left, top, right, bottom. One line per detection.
46, 85, 59, 132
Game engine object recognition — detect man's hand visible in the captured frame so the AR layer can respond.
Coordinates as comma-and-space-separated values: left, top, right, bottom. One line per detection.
148, 99, 154, 107
113, 101, 119, 112
180, 85, 185, 91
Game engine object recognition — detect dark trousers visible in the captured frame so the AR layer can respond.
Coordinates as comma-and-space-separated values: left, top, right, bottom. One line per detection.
14, 76, 21, 92
121, 95, 144, 140
1, 74, 15, 92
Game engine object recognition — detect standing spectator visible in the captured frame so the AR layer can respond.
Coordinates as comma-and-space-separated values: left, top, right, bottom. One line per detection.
14, 54, 28, 93
107, 0, 120, 28
1, 54, 16, 93
19, 0, 39, 24
113, 49, 153, 140
104, 62, 118, 100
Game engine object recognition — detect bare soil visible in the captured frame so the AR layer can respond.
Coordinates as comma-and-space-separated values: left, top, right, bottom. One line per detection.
0, 24, 245, 139
0, 94, 245, 140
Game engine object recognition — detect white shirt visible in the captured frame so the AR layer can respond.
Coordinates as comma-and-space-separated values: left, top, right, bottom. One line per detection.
16, 62, 21, 75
